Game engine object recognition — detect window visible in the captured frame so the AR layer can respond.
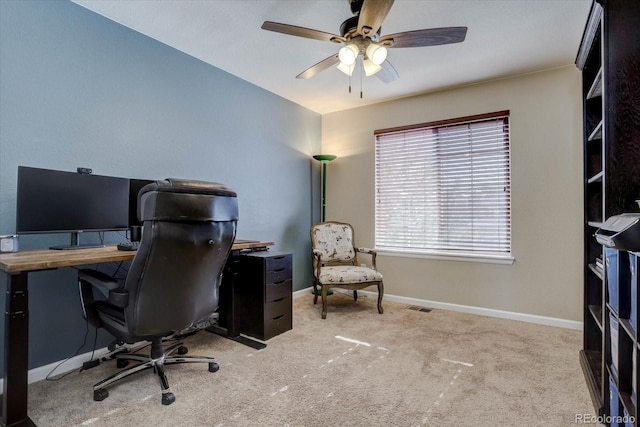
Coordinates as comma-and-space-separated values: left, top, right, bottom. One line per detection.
375, 111, 511, 261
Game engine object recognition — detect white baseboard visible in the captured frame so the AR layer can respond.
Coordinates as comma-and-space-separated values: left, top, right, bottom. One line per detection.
2, 292, 309, 390
296, 286, 582, 331
0, 346, 112, 391
9, 288, 580, 390
293, 287, 316, 298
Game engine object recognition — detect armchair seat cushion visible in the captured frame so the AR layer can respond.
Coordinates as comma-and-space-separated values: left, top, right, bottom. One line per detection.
318, 266, 383, 285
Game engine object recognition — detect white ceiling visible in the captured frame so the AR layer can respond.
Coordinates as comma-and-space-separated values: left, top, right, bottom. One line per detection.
72, 0, 592, 115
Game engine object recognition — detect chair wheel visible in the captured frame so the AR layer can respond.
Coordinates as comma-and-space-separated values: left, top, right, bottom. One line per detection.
177, 346, 188, 355
116, 359, 129, 369
208, 362, 220, 373
94, 388, 109, 401
162, 392, 175, 405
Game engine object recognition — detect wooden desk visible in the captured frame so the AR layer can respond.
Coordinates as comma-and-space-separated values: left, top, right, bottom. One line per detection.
0, 240, 273, 427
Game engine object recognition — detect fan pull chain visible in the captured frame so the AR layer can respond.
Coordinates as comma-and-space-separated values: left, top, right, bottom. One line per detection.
360, 57, 363, 98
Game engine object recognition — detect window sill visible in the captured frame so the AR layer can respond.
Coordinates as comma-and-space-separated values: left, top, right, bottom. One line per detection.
376, 248, 515, 265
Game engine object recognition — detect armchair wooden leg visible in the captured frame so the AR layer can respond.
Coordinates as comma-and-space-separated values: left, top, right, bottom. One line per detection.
313, 281, 318, 305
377, 281, 384, 314
321, 285, 328, 319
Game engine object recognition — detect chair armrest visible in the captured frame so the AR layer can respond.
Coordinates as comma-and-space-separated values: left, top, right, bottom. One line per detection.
356, 247, 378, 270
79, 269, 120, 290
312, 250, 322, 277
78, 268, 129, 308
356, 247, 376, 255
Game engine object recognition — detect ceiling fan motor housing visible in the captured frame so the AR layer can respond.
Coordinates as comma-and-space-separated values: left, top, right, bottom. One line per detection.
340, 16, 359, 37
340, 15, 381, 40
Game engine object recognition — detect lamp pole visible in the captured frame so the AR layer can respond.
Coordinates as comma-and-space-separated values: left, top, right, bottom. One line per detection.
312, 154, 337, 297
313, 154, 337, 222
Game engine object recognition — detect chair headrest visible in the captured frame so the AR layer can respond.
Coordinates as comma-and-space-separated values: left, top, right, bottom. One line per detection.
140, 178, 236, 197
138, 178, 238, 222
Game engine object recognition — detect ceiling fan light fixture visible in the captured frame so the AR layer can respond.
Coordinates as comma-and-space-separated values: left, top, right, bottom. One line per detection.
365, 43, 387, 65
337, 62, 355, 76
363, 58, 382, 76
338, 44, 359, 66
261, 3, 466, 85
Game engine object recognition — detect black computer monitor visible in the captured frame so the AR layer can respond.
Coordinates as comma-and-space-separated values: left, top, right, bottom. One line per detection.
16, 166, 130, 250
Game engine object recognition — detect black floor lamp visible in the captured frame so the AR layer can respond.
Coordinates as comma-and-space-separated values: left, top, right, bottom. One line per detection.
312, 154, 337, 296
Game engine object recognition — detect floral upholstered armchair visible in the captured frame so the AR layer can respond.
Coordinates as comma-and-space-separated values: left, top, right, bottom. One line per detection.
310, 221, 384, 319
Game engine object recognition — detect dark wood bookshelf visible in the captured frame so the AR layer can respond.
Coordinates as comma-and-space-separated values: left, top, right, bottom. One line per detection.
576, 1, 640, 423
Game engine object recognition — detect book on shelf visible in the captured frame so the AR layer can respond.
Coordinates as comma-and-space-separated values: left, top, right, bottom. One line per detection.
595, 257, 603, 269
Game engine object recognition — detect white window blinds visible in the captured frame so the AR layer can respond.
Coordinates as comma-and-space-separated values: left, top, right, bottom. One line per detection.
375, 111, 511, 257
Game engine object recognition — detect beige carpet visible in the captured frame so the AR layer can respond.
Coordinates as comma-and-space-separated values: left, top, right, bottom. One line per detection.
27, 292, 595, 426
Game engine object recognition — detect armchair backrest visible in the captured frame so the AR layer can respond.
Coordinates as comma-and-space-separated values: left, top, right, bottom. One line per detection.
310, 221, 357, 265
124, 179, 238, 339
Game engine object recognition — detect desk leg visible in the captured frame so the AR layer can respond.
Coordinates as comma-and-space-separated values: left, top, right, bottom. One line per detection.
215, 251, 240, 337
205, 252, 266, 350
2, 272, 35, 427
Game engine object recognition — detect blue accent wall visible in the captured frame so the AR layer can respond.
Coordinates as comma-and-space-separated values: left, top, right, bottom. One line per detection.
0, 1, 320, 369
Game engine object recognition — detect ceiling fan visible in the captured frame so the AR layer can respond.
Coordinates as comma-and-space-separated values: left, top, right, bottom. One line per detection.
261, 0, 467, 84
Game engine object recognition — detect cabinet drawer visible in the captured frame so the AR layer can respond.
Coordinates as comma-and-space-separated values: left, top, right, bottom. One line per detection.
263, 297, 292, 340
265, 254, 292, 271
264, 296, 290, 319
266, 266, 292, 284
264, 311, 291, 340
266, 278, 292, 302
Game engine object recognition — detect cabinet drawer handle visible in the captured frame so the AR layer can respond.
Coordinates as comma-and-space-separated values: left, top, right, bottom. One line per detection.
273, 297, 286, 303
272, 314, 285, 320
273, 268, 286, 273
273, 280, 286, 285
273, 256, 286, 260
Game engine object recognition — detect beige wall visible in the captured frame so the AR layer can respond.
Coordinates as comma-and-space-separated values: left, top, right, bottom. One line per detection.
321, 66, 584, 321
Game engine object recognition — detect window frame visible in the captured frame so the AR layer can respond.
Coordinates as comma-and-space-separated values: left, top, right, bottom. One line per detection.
374, 110, 513, 264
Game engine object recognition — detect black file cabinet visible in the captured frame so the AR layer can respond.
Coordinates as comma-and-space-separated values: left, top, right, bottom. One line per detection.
238, 251, 292, 340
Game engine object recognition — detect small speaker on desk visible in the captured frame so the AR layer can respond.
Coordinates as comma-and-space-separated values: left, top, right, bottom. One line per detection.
0, 235, 19, 253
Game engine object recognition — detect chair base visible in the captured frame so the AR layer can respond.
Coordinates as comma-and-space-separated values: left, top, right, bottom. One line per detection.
313, 281, 384, 319
92, 340, 219, 405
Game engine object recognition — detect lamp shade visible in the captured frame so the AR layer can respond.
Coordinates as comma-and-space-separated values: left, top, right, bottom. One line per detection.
363, 58, 382, 76
337, 62, 355, 76
366, 43, 387, 65
338, 44, 359, 66
313, 154, 338, 162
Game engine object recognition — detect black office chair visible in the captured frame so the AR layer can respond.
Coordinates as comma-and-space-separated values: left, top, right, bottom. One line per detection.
78, 178, 238, 405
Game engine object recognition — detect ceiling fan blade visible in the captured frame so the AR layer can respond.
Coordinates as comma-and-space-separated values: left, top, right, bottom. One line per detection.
380, 27, 468, 48
296, 54, 340, 79
376, 60, 399, 83
261, 21, 345, 43
357, 0, 395, 37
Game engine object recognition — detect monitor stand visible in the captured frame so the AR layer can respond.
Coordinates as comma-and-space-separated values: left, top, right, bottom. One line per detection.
50, 231, 105, 250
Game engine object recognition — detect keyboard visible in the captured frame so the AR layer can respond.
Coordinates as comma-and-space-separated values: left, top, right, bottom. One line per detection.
117, 241, 140, 251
